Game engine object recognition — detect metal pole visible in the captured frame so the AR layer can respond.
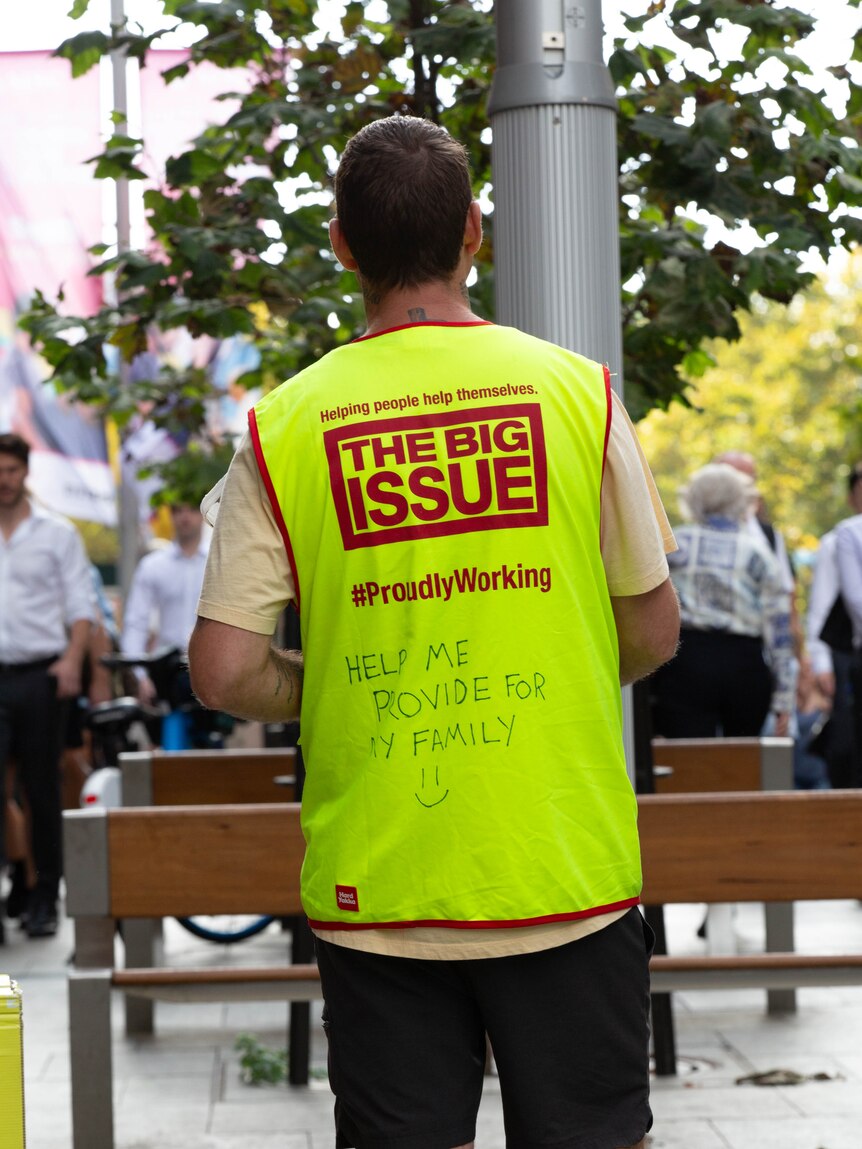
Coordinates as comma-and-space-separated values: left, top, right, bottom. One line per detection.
110, 0, 139, 596
110, 0, 130, 260
489, 0, 636, 774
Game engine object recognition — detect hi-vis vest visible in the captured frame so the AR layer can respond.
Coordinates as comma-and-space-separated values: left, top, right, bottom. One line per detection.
251, 322, 642, 930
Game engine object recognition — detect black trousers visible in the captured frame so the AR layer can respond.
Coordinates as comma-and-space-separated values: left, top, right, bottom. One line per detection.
651, 628, 774, 738
850, 651, 862, 788
0, 660, 69, 901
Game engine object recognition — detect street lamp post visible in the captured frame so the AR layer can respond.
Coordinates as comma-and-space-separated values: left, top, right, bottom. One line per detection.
488, 0, 635, 771
110, 0, 140, 596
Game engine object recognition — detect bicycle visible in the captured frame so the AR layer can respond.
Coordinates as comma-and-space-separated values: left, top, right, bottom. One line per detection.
83, 646, 276, 945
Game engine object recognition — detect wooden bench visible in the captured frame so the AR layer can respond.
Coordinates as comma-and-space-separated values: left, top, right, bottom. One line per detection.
118, 746, 298, 808
64, 790, 862, 1149
65, 803, 313, 1149
115, 747, 299, 1039
650, 735, 792, 794
648, 736, 795, 1013
640, 789, 862, 987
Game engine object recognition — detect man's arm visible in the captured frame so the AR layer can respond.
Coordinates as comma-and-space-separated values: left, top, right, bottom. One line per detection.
52, 524, 97, 698
611, 577, 680, 686
121, 561, 155, 658
87, 619, 115, 705
49, 617, 92, 699
836, 519, 862, 638
806, 532, 838, 695
120, 558, 162, 702
188, 616, 303, 723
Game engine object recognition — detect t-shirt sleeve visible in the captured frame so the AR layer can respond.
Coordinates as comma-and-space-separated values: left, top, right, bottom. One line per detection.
197, 431, 296, 634
601, 391, 676, 597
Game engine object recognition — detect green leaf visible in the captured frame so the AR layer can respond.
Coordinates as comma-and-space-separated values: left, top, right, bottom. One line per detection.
54, 30, 110, 77
165, 149, 226, 186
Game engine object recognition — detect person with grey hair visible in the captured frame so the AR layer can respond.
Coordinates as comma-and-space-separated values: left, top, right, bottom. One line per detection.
679, 462, 757, 523
651, 462, 793, 739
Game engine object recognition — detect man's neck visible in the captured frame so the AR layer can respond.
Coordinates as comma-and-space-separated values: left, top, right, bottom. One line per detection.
361, 280, 481, 337
0, 496, 31, 540
177, 535, 203, 557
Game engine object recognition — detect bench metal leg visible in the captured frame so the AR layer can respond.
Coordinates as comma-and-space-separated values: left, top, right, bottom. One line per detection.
288, 915, 314, 1085
644, 905, 677, 1076
69, 969, 114, 1149
123, 918, 162, 1035
764, 901, 796, 1013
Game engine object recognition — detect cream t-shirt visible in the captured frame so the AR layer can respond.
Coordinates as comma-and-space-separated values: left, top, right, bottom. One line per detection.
198, 389, 675, 959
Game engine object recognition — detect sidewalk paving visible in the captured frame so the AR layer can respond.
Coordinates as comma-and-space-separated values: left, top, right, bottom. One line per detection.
4, 897, 862, 1148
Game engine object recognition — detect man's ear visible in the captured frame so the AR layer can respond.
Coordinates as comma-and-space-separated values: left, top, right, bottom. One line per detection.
329, 218, 359, 271
463, 201, 483, 256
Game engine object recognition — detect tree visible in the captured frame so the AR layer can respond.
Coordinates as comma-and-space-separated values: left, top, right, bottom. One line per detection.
19, 0, 862, 493
637, 251, 862, 549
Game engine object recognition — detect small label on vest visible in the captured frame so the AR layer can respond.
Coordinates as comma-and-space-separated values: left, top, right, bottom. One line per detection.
336, 885, 359, 912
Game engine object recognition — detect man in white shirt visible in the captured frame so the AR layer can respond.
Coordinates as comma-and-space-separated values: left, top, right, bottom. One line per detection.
835, 470, 862, 785
121, 502, 209, 705
0, 433, 95, 939
835, 481, 862, 649
808, 466, 862, 689
806, 465, 862, 788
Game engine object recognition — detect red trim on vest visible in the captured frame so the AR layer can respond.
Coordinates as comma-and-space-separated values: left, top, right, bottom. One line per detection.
599, 365, 614, 552
353, 320, 494, 343
248, 407, 302, 612
601, 365, 613, 480
307, 896, 640, 932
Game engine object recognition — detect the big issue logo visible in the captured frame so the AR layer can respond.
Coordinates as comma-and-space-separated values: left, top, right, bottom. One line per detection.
324, 404, 548, 550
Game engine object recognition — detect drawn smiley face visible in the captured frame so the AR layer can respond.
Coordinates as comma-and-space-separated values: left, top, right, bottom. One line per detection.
415, 764, 449, 808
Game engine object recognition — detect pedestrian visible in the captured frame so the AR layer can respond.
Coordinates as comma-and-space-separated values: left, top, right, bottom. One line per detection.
805, 463, 862, 787
651, 462, 794, 739
712, 451, 796, 593
189, 115, 680, 1149
121, 500, 213, 750
0, 432, 95, 940
835, 475, 862, 784
121, 500, 209, 701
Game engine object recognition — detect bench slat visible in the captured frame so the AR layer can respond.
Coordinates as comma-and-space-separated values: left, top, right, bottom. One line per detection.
149, 749, 297, 806
639, 790, 862, 904
114, 964, 320, 987
106, 803, 306, 918
651, 737, 762, 793
111, 965, 322, 1004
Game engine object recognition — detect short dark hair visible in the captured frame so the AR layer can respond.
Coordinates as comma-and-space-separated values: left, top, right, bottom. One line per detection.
334, 115, 473, 296
849, 464, 862, 493
0, 433, 30, 466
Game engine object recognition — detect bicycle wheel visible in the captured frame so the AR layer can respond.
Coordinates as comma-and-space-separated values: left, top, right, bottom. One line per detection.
176, 914, 276, 944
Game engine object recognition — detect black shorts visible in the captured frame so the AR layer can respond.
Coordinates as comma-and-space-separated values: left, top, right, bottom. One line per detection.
316, 907, 654, 1149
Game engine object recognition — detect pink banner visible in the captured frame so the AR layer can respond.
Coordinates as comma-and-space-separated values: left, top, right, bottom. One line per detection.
0, 48, 252, 526
0, 51, 114, 523
0, 51, 102, 316
140, 49, 244, 178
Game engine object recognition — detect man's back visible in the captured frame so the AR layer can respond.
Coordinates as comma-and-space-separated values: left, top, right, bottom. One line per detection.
252, 321, 640, 930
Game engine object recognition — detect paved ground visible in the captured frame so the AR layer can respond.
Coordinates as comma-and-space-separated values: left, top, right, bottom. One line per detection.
4, 895, 862, 1148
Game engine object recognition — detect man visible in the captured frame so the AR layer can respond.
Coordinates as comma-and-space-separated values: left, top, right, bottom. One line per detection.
835, 468, 862, 785
190, 116, 679, 1149
121, 501, 209, 705
807, 464, 862, 787
0, 432, 95, 939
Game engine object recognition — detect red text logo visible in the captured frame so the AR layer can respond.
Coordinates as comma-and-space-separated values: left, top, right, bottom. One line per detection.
325, 405, 548, 550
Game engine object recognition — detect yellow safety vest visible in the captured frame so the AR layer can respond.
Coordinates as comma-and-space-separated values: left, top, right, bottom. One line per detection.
251, 322, 641, 929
